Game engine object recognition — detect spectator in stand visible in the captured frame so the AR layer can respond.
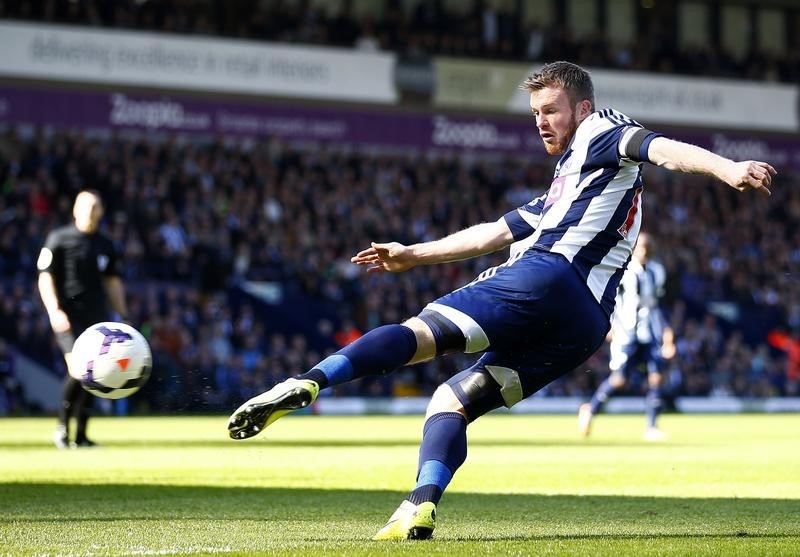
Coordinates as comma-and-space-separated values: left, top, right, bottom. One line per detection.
0, 126, 794, 406
767, 328, 800, 395
0, 1, 795, 83
0, 339, 25, 415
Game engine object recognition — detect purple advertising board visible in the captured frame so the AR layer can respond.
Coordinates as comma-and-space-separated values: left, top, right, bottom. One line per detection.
1, 85, 799, 170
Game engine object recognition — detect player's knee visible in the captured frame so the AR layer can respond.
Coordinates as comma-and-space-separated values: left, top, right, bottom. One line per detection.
402, 317, 437, 364
609, 374, 626, 389
415, 308, 474, 357
648, 372, 663, 388
425, 384, 466, 419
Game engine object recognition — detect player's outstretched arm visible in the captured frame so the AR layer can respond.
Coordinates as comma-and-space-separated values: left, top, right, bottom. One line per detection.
351, 218, 514, 274
646, 137, 776, 196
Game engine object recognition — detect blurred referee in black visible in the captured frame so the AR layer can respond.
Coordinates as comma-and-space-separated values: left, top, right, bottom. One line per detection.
37, 190, 129, 449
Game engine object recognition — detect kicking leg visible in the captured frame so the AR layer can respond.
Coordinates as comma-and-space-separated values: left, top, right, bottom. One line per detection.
228, 319, 434, 439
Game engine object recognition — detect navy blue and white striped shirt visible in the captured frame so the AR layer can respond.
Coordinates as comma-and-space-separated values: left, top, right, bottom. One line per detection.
612, 257, 668, 346
503, 109, 660, 316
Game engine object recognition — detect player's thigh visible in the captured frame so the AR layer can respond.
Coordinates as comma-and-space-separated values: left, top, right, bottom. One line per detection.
420, 251, 606, 353
609, 341, 640, 384
444, 339, 608, 422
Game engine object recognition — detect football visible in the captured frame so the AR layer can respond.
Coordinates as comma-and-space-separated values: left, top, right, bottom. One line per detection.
69, 322, 152, 399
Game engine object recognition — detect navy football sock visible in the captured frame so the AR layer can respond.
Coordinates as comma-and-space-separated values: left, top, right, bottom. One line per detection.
408, 412, 467, 505
589, 378, 616, 414
297, 324, 417, 389
646, 387, 663, 428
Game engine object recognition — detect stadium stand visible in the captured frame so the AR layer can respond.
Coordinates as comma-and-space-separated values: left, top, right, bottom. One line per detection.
0, 0, 797, 83
0, 0, 798, 413
0, 127, 797, 413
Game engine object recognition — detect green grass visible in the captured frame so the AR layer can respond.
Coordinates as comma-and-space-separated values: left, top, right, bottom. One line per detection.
1, 413, 799, 556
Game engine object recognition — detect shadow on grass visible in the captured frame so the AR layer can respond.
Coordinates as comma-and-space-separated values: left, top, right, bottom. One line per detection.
0, 438, 697, 450
2, 483, 799, 542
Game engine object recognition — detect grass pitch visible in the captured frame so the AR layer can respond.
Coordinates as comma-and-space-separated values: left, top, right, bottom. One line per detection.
1, 412, 799, 556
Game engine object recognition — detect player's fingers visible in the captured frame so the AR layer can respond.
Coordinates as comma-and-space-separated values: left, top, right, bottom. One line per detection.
750, 172, 771, 190
756, 162, 777, 177
758, 165, 775, 186
370, 243, 391, 257
749, 167, 770, 187
352, 247, 377, 260
753, 162, 777, 183
354, 254, 378, 265
366, 265, 387, 273
748, 176, 771, 196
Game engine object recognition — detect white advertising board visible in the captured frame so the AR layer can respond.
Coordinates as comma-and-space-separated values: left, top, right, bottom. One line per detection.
0, 22, 397, 103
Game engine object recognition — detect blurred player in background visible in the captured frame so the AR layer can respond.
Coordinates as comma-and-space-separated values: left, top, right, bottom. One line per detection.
227, 61, 775, 540
578, 231, 675, 441
37, 190, 129, 449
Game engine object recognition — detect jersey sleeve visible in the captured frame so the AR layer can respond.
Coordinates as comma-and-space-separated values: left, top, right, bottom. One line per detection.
618, 126, 662, 164
586, 111, 661, 167
36, 231, 60, 273
503, 191, 547, 241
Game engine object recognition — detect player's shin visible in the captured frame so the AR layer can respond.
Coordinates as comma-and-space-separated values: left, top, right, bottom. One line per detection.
374, 411, 467, 540
590, 377, 616, 414
409, 412, 467, 505
296, 324, 417, 388
645, 387, 664, 428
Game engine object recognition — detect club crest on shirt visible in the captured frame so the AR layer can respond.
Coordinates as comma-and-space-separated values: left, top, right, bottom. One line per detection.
544, 176, 566, 210
97, 254, 109, 271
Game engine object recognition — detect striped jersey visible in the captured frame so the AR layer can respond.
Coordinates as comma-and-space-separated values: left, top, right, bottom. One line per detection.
611, 257, 668, 346
503, 109, 660, 316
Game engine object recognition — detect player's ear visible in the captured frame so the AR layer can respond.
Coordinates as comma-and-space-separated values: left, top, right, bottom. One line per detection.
576, 99, 592, 120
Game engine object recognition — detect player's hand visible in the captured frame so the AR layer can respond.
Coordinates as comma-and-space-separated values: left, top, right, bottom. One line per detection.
48, 309, 71, 333
351, 242, 417, 273
661, 328, 676, 359
722, 161, 776, 197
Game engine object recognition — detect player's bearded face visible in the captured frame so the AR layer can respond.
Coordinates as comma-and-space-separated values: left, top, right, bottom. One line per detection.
530, 88, 584, 156
551, 110, 580, 155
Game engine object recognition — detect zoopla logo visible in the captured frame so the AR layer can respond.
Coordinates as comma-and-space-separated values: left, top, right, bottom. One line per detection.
432, 115, 502, 149
109, 93, 210, 129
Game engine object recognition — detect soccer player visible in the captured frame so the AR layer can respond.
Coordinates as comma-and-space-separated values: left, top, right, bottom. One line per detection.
578, 231, 675, 441
37, 190, 129, 449
227, 61, 775, 539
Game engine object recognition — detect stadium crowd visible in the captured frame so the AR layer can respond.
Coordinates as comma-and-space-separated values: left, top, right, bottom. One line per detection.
0, 126, 798, 414
1, 0, 798, 84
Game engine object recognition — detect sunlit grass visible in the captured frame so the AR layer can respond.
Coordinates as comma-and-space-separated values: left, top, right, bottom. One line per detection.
1, 414, 798, 556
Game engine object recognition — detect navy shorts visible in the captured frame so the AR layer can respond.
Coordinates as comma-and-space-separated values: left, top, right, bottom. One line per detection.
609, 339, 663, 378
420, 250, 610, 408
